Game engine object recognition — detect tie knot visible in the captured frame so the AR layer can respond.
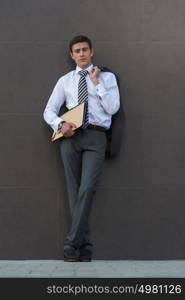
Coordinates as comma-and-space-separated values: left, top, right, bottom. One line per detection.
78, 69, 88, 77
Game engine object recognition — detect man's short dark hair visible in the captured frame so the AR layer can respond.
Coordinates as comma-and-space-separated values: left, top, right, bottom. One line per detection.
69, 35, 92, 52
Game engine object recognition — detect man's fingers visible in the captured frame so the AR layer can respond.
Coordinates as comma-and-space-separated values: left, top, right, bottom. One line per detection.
64, 130, 75, 137
61, 122, 76, 137
63, 126, 75, 137
68, 122, 77, 128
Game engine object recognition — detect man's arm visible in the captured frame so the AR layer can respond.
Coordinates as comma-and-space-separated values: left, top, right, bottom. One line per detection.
43, 77, 66, 132
90, 67, 120, 115
43, 77, 76, 137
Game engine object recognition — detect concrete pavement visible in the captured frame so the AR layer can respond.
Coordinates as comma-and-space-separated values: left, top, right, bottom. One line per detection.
0, 260, 184, 278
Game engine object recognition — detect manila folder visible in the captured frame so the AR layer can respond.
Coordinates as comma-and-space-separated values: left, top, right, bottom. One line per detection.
51, 102, 85, 142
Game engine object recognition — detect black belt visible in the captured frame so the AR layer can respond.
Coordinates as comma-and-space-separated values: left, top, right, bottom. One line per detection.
86, 124, 107, 132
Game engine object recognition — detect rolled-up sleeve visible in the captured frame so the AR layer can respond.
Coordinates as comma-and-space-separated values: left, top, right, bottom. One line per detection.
43, 77, 65, 132
95, 73, 120, 115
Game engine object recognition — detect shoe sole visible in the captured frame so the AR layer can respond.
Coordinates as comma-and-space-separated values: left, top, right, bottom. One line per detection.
79, 257, 92, 262
63, 257, 79, 262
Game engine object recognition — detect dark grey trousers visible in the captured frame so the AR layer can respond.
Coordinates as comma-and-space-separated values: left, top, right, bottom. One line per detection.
59, 128, 107, 251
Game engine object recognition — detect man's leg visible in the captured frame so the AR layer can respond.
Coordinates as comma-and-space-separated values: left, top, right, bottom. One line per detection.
64, 130, 107, 251
59, 132, 93, 250
59, 135, 82, 249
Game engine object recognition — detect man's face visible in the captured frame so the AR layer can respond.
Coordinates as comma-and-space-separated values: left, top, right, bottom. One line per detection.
70, 42, 93, 69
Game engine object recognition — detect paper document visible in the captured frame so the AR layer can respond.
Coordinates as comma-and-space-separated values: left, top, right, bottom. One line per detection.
51, 102, 85, 142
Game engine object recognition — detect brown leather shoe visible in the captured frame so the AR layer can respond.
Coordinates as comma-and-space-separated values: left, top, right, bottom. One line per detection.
79, 249, 92, 262
63, 248, 79, 262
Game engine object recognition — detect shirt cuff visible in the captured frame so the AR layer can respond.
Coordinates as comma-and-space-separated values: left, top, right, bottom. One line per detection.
95, 82, 107, 98
53, 117, 64, 132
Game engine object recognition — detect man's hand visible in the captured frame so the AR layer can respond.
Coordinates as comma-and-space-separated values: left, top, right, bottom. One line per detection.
89, 66, 100, 86
60, 122, 77, 137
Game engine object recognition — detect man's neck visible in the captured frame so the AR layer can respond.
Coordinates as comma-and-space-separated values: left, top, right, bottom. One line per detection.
77, 63, 92, 70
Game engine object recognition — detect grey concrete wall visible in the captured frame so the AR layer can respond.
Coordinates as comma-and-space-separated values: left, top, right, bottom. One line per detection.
0, 0, 185, 259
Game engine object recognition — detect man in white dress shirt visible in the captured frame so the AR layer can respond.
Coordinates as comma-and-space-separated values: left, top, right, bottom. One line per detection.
43, 35, 120, 262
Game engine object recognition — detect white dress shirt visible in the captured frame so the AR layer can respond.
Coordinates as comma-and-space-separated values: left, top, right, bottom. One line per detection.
43, 64, 120, 132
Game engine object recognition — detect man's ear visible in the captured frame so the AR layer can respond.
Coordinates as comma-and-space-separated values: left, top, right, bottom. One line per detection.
90, 48, 94, 57
70, 51, 74, 60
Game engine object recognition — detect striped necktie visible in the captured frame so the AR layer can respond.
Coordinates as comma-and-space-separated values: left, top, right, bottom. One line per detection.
78, 69, 89, 128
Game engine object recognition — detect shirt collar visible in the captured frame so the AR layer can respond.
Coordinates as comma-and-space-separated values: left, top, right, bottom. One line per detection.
75, 64, 93, 75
